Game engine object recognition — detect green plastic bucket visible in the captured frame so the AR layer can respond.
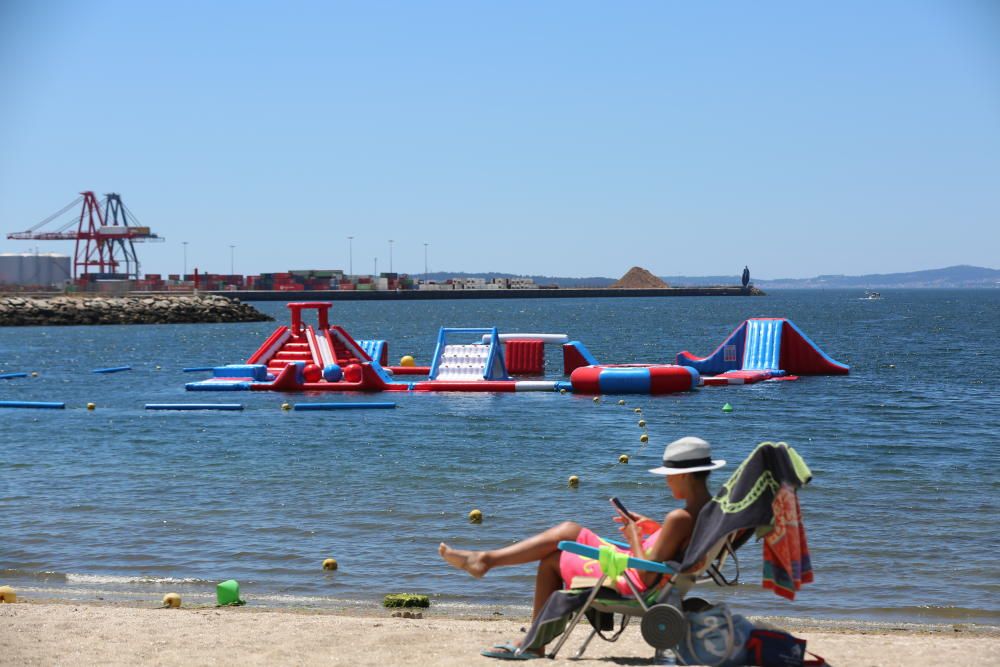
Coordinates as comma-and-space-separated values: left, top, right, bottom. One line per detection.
216, 579, 245, 606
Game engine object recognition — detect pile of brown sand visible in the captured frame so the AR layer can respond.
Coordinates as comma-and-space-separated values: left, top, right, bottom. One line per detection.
610, 266, 669, 288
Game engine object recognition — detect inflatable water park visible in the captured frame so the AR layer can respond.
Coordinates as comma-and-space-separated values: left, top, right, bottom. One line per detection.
183, 302, 848, 395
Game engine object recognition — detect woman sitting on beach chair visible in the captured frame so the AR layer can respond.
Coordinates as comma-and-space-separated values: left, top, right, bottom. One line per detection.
438, 436, 726, 658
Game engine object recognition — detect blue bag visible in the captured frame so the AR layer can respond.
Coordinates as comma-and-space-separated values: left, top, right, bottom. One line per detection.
675, 603, 753, 667
745, 628, 827, 666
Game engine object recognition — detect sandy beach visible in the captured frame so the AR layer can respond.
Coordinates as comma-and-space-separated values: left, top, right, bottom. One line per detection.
2, 600, 998, 666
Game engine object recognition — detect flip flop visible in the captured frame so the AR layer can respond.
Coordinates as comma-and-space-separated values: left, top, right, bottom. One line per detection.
480, 643, 542, 660
491, 642, 520, 650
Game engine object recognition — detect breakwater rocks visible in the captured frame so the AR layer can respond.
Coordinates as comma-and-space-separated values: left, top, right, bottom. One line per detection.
0, 295, 273, 326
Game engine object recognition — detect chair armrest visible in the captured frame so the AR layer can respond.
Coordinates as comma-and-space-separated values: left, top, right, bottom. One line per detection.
557, 541, 675, 574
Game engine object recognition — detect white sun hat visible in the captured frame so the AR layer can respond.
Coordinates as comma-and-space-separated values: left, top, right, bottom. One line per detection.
648, 436, 727, 476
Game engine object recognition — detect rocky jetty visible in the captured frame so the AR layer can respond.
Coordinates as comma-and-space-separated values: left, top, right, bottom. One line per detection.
0, 294, 273, 326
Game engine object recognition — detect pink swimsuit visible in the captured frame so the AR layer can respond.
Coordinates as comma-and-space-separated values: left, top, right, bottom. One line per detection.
558, 527, 662, 595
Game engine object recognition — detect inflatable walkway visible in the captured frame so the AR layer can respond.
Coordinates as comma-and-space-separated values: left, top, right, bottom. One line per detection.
676, 318, 848, 385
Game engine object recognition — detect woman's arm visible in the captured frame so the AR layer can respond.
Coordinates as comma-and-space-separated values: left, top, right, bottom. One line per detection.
634, 509, 695, 586
614, 511, 661, 536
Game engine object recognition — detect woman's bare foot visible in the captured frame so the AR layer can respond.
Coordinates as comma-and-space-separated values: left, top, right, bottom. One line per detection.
439, 542, 489, 578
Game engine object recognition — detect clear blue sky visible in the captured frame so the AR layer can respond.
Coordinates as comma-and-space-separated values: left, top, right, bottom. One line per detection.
1, 1, 998, 279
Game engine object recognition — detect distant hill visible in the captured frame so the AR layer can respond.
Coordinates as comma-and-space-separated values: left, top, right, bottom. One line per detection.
418, 265, 999, 289
752, 265, 1000, 289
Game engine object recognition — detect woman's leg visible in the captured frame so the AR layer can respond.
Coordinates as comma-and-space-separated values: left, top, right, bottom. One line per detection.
439, 520, 581, 578
532, 551, 564, 618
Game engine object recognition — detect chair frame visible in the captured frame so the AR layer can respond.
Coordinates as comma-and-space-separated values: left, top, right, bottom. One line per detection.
530, 530, 747, 661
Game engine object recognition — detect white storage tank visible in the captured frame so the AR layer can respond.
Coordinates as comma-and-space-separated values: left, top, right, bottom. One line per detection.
0, 253, 72, 286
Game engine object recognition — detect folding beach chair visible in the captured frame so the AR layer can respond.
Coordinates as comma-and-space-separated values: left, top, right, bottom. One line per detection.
511, 441, 812, 662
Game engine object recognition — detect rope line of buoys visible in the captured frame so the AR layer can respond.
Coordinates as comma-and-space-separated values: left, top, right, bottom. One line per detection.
584, 393, 655, 478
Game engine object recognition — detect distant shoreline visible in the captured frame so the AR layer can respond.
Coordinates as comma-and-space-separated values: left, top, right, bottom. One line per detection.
210, 286, 763, 301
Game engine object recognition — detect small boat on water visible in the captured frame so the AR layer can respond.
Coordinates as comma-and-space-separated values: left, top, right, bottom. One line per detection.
863, 290, 882, 300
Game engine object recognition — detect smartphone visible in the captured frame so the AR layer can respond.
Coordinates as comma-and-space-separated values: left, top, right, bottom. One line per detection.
610, 496, 633, 521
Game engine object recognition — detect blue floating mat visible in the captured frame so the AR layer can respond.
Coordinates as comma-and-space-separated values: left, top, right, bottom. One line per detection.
213, 364, 268, 381
0, 400, 65, 409
93, 366, 132, 374
145, 403, 244, 411
293, 402, 397, 411
182, 366, 216, 372
186, 381, 252, 391
0, 372, 29, 380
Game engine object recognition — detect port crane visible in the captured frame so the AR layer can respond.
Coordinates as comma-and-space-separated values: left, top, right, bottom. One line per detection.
7, 191, 164, 280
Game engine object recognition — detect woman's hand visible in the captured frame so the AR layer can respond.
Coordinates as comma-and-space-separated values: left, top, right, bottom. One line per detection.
618, 515, 643, 544
614, 511, 661, 536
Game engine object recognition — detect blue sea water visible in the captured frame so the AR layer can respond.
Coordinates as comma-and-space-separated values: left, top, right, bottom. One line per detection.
1, 290, 998, 624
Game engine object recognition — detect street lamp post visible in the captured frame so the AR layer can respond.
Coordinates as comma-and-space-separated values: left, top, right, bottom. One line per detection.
347, 236, 354, 276
229, 245, 235, 276
374, 257, 378, 277
423, 243, 429, 282
388, 239, 393, 274
182, 241, 188, 277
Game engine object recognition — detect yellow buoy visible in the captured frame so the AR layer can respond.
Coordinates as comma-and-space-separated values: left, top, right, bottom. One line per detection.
568, 475, 580, 488
0, 586, 16, 603
618, 454, 629, 464
640, 434, 649, 443
400, 355, 415, 367
31, 372, 38, 378
322, 558, 338, 571
617, 399, 625, 406
87, 403, 96, 411
634, 408, 642, 414
162, 592, 181, 608
559, 388, 567, 394
592, 397, 600, 404
281, 402, 291, 411
468, 509, 483, 523
638, 419, 646, 428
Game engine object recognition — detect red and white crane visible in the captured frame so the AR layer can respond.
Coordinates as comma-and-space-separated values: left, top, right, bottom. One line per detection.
7, 191, 163, 280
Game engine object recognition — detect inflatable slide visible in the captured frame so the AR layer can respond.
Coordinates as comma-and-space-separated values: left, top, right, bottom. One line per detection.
676, 318, 848, 385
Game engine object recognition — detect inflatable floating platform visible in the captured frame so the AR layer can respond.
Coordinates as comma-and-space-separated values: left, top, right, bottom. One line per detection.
676, 317, 849, 385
